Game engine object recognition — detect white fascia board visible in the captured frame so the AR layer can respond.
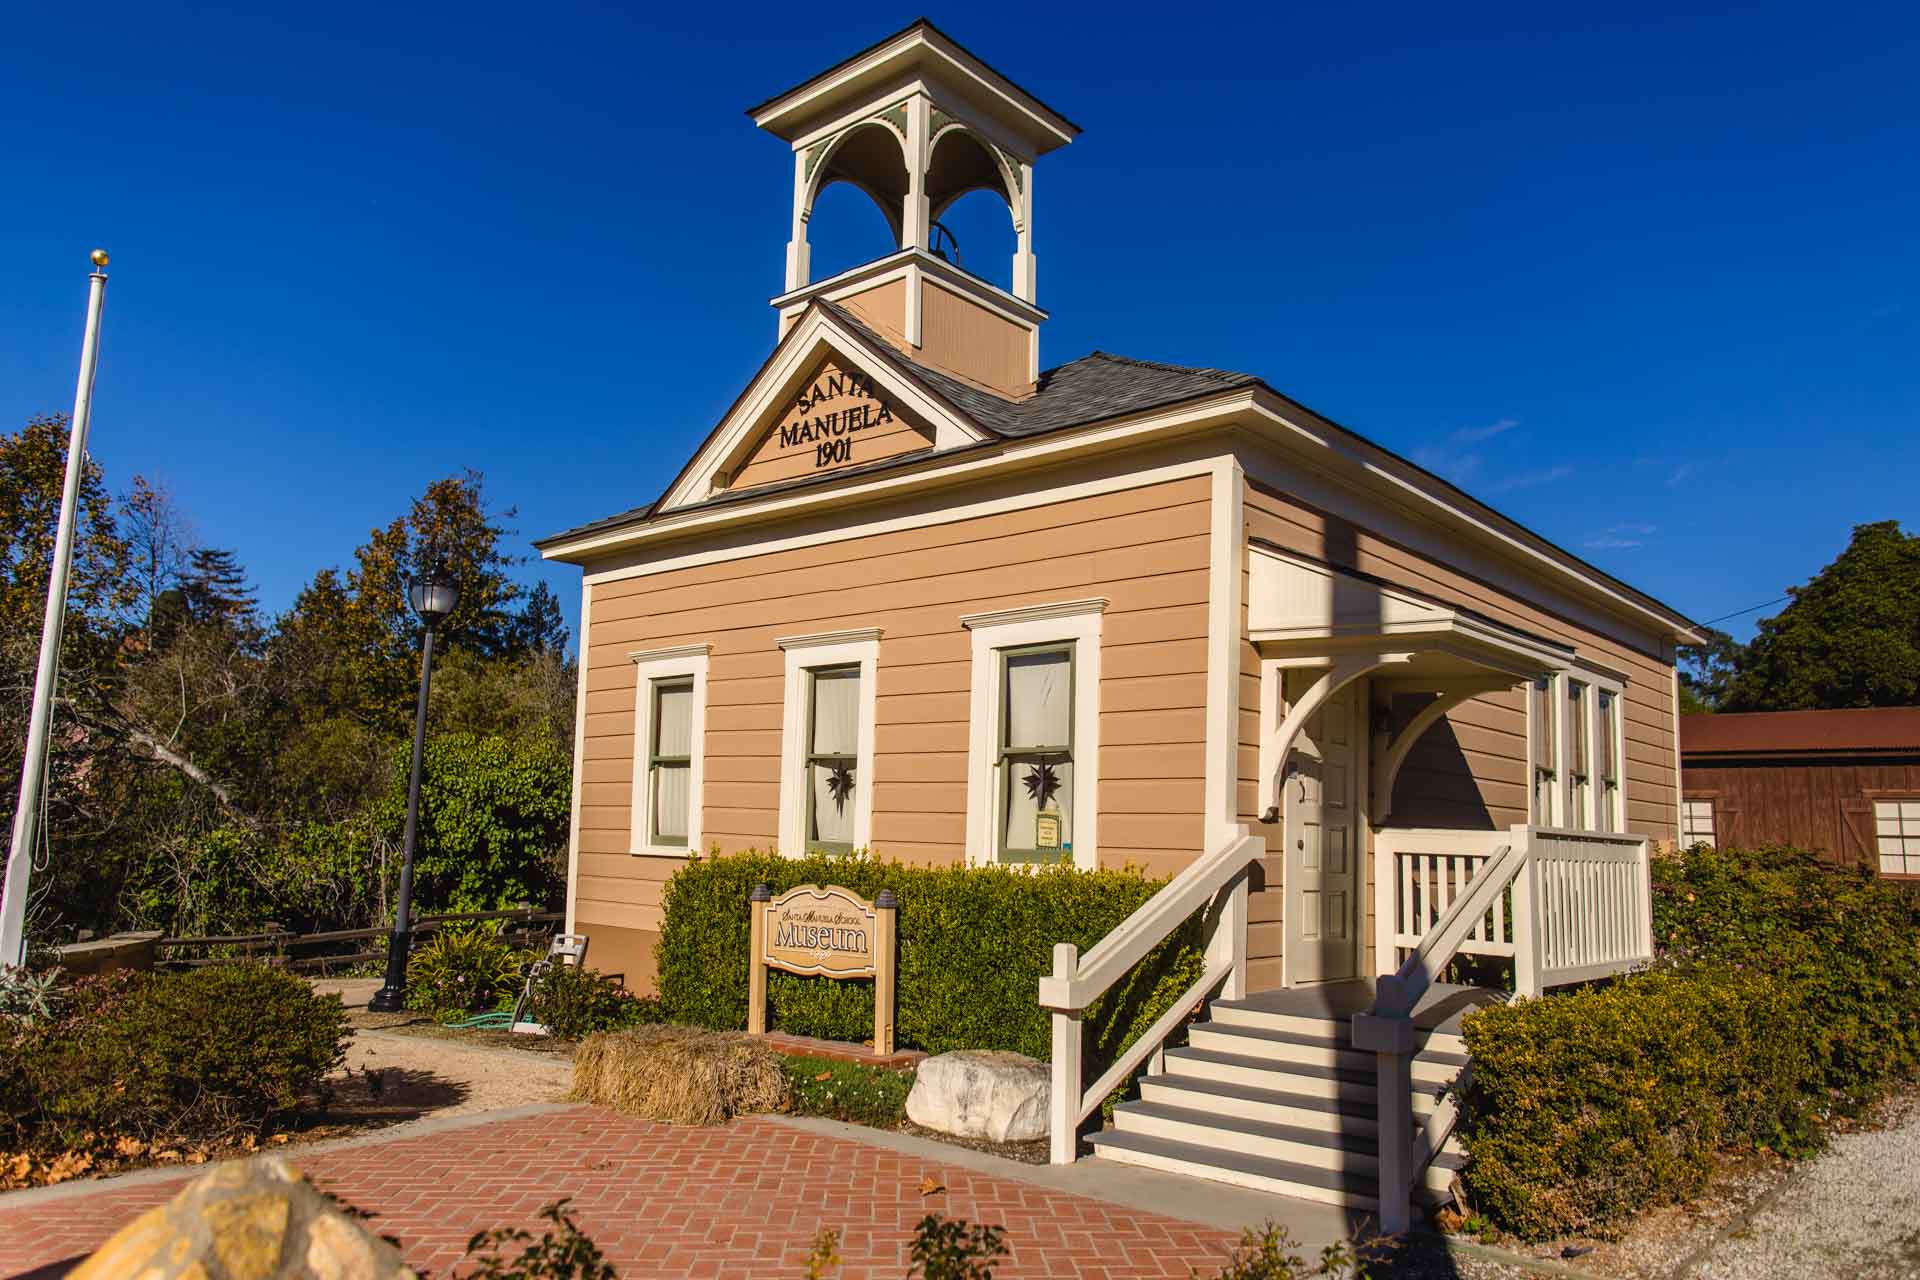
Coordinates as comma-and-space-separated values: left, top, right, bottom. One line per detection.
543, 392, 1255, 566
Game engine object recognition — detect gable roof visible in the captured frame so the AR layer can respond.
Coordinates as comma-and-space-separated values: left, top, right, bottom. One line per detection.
1682, 707, 1920, 758
533, 300, 1262, 547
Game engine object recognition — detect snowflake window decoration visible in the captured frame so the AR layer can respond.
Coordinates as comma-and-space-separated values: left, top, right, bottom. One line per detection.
826, 763, 855, 811
1021, 760, 1062, 811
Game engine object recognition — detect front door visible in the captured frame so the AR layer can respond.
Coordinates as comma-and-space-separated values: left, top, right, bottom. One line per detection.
1284, 679, 1360, 984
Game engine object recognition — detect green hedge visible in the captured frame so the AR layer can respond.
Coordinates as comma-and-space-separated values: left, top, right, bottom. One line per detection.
655, 850, 1202, 1064
1459, 844, 1920, 1239
1458, 967, 1817, 1239
1652, 843, 1920, 1101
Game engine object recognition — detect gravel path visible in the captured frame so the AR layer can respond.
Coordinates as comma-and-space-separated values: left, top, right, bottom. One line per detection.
1685, 1091, 1920, 1280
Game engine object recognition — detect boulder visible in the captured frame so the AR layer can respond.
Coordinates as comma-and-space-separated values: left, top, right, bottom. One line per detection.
906, 1049, 1051, 1143
70, 1154, 416, 1280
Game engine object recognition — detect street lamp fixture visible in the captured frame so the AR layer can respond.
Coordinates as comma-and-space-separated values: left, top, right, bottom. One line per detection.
368, 566, 461, 1014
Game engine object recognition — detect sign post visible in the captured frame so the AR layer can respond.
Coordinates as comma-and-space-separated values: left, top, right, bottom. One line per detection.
746, 882, 896, 1056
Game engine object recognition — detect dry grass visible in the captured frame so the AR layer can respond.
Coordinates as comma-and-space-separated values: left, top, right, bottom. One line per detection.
568, 1026, 788, 1125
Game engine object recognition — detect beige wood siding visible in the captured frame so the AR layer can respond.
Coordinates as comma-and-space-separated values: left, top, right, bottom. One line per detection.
919, 281, 1031, 397
575, 471, 1215, 945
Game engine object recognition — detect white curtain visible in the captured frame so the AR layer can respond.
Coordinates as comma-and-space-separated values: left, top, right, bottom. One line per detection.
1002, 649, 1072, 854
651, 680, 693, 843
811, 668, 859, 755
653, 764, 689, 842
655, 682, 692, 757
809, 667, 859, 846
1006, 650, 1070, 749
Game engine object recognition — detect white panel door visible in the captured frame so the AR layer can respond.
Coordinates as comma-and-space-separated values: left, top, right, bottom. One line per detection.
1285, 682, 1359, 984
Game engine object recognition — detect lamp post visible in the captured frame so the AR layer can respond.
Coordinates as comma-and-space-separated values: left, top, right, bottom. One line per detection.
368, 567, 461, 1013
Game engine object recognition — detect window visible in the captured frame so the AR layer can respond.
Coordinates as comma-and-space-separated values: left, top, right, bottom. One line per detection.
997, 644, 1075, 861
628, 644, 709, 856
1564, 679, 1591, 828
777, 629, 879, 857
648, 678, 693, 847
963, 598, 1104, 870
1682, 798, 1717, 848
1596, 688, 1621, 833
1530, 676, 1557, 824
1527, 667, 1627, 833
1874, 799, 1920, 876
805, 665, 861, 853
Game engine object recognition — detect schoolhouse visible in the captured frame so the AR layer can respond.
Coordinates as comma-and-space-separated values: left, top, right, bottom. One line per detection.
537, 22, 1703, 1219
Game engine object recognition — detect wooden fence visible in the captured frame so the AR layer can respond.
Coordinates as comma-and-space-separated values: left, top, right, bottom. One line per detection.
154, 905, 563, 974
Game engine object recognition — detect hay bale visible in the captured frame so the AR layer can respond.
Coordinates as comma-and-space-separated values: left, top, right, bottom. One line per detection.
569, 1025, 788, 1125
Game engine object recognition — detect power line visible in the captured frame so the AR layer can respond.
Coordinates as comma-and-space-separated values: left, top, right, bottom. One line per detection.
1698, 596, 1788, 628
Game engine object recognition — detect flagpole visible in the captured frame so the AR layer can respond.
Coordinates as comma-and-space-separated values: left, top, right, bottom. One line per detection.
1, 251, 111, 968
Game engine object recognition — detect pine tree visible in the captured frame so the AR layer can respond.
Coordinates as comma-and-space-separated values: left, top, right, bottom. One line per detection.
181, 547, 258, 627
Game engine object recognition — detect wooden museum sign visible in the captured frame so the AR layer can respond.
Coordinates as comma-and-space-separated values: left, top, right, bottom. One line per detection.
746, 883, 897, 1055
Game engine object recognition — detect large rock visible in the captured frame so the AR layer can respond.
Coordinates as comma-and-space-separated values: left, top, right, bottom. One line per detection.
906, 1050, 1051, 1143
69, 1154, 415, 1279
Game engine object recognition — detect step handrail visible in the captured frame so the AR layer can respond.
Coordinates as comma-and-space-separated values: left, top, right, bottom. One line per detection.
1038, 828, 1265, 1163
1038, 830, 1265, 1014
1372, 840, 1524, 1020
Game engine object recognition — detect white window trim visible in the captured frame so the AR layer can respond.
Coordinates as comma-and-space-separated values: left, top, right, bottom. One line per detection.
962, 598, 1105, 871
629, 644, 710, 857
1529, 666, 1628, 832
1682, 797, 1718, 848
777, 628, 882, 858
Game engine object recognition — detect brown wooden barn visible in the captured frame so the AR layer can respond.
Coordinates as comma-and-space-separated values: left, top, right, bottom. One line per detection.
1680, 708, 1920, 878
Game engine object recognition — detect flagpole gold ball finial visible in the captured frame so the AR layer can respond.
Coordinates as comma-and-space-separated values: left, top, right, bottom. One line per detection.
89, 249, 109, 268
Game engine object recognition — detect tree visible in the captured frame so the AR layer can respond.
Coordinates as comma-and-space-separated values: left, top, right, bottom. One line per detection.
1678, 627, 1745, 714
181, 547, 258, 629
1722, 521, 1920, 711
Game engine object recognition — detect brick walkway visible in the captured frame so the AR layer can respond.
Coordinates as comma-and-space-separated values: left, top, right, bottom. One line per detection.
0, 1106, 1243, 1279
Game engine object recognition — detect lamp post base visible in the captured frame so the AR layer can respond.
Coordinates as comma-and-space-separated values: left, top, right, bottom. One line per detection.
366, 929, 412, 1013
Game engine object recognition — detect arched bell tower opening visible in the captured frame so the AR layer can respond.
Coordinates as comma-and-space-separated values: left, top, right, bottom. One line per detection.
805, 121, 912, 282
749, 20, 1079, 398
927, 126, 1020, 295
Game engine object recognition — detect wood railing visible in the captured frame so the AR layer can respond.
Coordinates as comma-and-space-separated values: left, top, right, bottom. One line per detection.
1036, 829, 1266, 1165
155, 906, 563, 974
1360, 823, 1653, 1232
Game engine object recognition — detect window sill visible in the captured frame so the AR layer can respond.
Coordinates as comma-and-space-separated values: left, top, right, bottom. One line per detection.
632, 845, 692, 859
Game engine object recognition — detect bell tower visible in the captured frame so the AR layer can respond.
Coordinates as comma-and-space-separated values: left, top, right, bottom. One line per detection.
748, 20, 1079, 397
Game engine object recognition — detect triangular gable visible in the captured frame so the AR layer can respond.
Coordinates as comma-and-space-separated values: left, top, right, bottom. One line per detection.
724, 355, 934, 493
656, 304, 992, 513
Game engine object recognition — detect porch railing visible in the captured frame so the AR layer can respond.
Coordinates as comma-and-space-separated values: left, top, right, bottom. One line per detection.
1036, 829, 1265, 1165
1373, 824, 1652, 997
1359, 822, 1652, 1232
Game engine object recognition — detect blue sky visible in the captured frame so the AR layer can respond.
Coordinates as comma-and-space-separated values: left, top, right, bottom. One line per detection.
3, 2, 1915, 648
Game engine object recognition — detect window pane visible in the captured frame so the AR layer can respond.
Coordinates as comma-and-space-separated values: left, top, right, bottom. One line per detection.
654, 681, 692, 757
1567, 682, 1588, 774
1003, 756, 1073, 854
1531, 677, 1554, 770
653, 762, 689, 842
1597, 691, 1618, 784
809, 761, 855, 846
1006, 649, 1072, 749
809, 666, 860, 756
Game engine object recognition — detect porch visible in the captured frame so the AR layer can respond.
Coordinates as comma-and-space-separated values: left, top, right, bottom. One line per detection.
1036, 545, 1659, 1233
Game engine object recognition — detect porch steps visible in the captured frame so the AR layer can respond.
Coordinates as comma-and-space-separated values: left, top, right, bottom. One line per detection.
1088, 980, 1498, 1215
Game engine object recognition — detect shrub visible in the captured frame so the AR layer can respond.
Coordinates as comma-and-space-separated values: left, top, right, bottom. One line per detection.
1458, 966, 1818, 1240
0, 965, 348, 1157
387, 732, 571, 913
568, 1025, 787, 1125
656, 851, 1202, 1066
782, 1054, 914, 1127
1205, 1224, 1370, 1279
462, 1198, 616, 1280
1652, 843, 1920, 1103
525, 964, 662, 1040
404, 924, 534, 1016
